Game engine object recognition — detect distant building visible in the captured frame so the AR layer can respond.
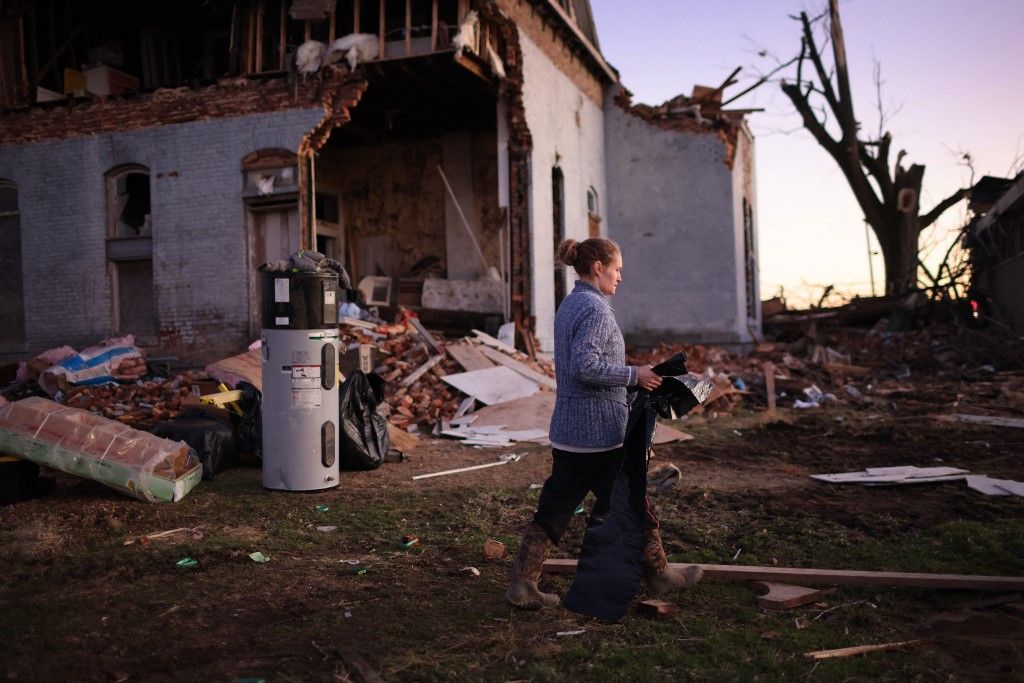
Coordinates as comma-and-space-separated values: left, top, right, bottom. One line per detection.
968, 172, 1024, 332
0, 0, 759, 364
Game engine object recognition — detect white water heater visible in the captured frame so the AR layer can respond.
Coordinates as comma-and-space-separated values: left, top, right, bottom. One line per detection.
260, 271, 340, 491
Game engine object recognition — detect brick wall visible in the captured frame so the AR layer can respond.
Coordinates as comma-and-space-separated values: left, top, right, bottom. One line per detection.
0, 107, 333, 365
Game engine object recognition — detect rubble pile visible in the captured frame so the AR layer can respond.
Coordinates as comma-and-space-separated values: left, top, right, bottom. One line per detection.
61, 372, 208, 424
627, 319, 1024, 417
339, 319, 556, 429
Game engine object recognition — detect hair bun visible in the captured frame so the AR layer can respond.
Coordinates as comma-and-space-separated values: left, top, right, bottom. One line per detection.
557, 239, 579, 268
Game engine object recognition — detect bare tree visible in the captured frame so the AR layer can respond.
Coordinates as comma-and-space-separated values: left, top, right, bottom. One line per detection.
780, 0, 970, 296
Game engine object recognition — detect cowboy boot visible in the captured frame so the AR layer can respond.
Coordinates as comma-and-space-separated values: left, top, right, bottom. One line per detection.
643, 528, 703, 594
505, 523, 561, 610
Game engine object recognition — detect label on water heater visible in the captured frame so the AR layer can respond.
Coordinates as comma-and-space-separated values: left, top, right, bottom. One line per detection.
324, 289, 336, 305
291, 365, 322, 407
274, 278, 290, 302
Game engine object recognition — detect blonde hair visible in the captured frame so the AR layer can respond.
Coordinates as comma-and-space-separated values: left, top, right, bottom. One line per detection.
556, 238, 620, 276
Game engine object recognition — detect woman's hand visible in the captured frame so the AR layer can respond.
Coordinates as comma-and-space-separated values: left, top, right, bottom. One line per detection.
637, 365, 662, 391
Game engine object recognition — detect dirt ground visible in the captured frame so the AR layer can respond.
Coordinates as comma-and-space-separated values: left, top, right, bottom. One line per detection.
2, 377, 1024, 680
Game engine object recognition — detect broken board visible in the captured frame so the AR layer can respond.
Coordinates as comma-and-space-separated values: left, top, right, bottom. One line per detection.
637, 599, 678, 619
935, 413, 1024, 429
441, 366, 539, 406
475, 344, 557, 390
752, 581, 824, 610
446, 341, 495, 372
470, 393, 554, 431
652, 422, 694, 444
205, 349, 262, 392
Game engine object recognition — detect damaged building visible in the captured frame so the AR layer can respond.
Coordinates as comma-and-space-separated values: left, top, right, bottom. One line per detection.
0, 0, 760, 365
968, 172, 1024, 332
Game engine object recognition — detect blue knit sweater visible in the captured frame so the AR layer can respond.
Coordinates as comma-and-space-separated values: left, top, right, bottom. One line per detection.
548, 280, 639, 449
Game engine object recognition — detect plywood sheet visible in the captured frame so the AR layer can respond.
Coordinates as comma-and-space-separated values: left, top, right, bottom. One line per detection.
441, 366, 539, 406
446, 341, 495, 372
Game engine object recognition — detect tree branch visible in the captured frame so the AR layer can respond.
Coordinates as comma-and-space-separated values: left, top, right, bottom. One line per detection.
828, 0, 858, 136
919, 187, 970, 230
798, 11, 841, 122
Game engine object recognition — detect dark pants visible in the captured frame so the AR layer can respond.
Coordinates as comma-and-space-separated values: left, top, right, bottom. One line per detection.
532, 447, 624, 545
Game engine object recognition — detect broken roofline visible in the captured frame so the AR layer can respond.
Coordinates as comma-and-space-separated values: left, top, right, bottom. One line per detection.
522, 0, 618, 83
0, 70, 367, 147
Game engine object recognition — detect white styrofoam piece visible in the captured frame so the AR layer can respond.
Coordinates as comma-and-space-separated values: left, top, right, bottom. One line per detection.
441, 366, 539, 406
965, 475, 1014, 496
993, 479, 1024, 497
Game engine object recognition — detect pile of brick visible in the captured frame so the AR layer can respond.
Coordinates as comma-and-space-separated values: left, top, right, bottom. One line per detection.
340, 320, 555, 429
60, 372, 207, 425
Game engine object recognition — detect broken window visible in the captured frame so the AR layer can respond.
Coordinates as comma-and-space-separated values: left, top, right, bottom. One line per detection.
106, 165, 157, 338
586, 185, 601, 238
0, 180, 26, 346
743, 198, 758, 322
552, 166, 566, 308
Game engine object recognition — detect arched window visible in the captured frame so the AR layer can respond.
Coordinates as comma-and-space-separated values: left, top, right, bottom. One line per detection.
552, 166, 566, 308
105, 165, 157, 337
0, 179, 25, 345
586, 185, 601, 238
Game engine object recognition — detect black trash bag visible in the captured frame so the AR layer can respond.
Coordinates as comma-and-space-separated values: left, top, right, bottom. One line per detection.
235, 381, 263, 460
338, 370, 389, 471
152, 417, 238, 481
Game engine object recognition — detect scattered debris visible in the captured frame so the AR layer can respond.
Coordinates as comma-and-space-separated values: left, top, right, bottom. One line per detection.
555, 629, 586, 637
248, 551, 269, 563
752, 581, 824, 610
648, 463, 682, 490
411, 453, 523, 481
483, 539, 507, 561
175, 557, 198, 568
637, 599, 678, 619
400, 534, 420, 549
935, 414, 1024, 429
314, 504, 330, 513
803, 639, 927, 661
459, 566, 481, 577
123, 527, 204, 546
811, 466, 970, 486
316, 525, 338, 533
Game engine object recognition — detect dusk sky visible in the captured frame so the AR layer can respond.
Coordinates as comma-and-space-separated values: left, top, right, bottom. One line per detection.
590, 0, 1024, 306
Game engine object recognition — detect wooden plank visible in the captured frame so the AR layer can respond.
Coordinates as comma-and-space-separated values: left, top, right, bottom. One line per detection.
475, 344, 556, 390
404, 0, 412, 56
446, 341, 495, 372
804, 640, 927, 661
764, 361, 776, 413
935, 413, 1024, 429
400, 354, 444, 388
652, 423, 693, 445
408, 317, 442, 355
329, 0, 337, 43
354, 0, 360, 32
471, 329, 519, 356
542, 559, 1024, 591
255, 0, 265, 72
430, 0, 438, 51
279, 0, 287, 69
378, 0, 384, 62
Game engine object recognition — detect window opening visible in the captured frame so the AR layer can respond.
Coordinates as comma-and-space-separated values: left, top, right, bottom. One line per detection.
0, 180, 26, 345
552, 166, 566, 308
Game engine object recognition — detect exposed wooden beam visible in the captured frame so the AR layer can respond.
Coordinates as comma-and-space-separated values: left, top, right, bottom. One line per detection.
278, 0, 287, 69
329, 0, 337, 42
255, 0, 265, 71
542, 559, 1024, 591
354, 0, 360, 32
404, 0, 412, 56
430, 0, 438, 51
378, 0, 385, 60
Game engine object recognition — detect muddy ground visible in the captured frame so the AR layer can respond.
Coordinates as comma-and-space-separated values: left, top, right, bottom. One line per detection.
2, 377, 1024, 681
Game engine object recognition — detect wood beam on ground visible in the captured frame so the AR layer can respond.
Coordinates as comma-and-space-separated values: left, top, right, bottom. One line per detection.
541, 559, 1024, 591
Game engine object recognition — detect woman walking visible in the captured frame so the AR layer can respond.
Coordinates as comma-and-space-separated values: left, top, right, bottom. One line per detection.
505, 237, 702, 610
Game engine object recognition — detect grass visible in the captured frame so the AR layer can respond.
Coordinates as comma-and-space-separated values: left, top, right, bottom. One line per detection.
2, 411, 1024, 680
